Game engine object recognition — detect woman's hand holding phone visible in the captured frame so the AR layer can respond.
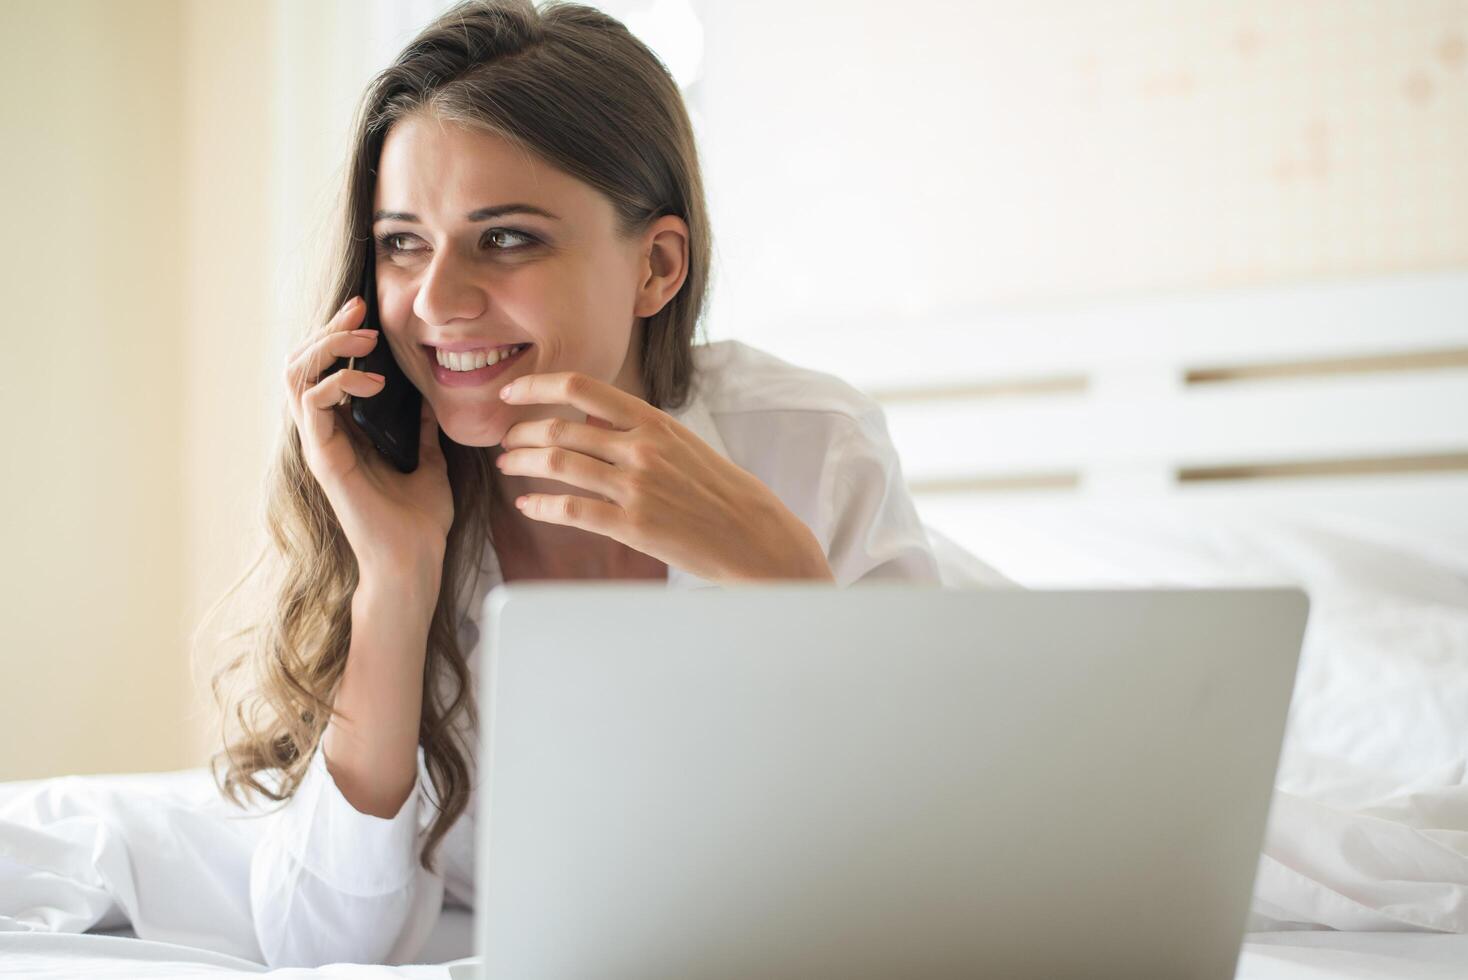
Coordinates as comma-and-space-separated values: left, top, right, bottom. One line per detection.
284, 296, 452, 591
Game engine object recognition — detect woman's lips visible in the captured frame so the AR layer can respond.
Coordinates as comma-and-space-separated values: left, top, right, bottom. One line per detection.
424, 344, 532, 388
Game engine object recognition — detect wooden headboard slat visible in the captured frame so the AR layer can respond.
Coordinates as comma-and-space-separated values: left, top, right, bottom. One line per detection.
907, 472, 1082, 495
1185, 347, 1468, 386
1177, 452, 1468, 483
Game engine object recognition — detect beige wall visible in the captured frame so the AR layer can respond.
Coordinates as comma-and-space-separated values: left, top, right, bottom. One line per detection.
1, 1, 186, 779
0, 0, 275, 779
178, 0, 277, 771
699, 0, 1468, 344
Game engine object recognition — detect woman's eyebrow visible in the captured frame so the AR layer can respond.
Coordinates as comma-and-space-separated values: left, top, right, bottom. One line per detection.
372, 203, 562, 223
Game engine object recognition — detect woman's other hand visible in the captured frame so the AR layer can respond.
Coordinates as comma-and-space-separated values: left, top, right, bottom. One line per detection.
495, 371, 834, 583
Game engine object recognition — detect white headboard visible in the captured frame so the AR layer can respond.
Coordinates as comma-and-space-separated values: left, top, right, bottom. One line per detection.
760, 270, 1468, 556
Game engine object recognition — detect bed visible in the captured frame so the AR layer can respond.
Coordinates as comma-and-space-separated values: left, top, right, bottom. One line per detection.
3, 271, 1466, 976
6, 916, 1467, 979
5, 918, 1468, 979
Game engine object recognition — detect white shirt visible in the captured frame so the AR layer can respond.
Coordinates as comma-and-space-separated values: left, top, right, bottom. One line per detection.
249, 338, 945, 966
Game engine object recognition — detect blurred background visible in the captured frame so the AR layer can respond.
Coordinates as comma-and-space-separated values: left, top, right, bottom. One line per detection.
2, 0, 1465, 780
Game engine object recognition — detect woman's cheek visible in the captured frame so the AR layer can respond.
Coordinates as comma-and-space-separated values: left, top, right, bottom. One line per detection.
383, 331, 424, 386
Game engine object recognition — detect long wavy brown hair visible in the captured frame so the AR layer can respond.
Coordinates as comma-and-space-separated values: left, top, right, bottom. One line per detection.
203, 0, 711, 874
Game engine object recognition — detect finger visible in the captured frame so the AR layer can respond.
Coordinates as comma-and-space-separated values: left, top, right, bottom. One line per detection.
283, 297, 368, 393
499, 371, 651, 431
500, 415, 626, 464
497, 446, 625, 503
515, 492, 624, 538
285, 328, 378, 402
285, 296, 365, 363
301, 369, 384, 449
284, 297, 368, 433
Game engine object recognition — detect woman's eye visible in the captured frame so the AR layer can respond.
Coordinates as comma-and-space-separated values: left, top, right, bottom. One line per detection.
377, 232, 419, 254
375, 229, 536, 255
482, 228, 536, 250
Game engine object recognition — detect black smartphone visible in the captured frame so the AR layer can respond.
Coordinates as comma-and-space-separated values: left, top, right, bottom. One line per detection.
324, 252, 421, 472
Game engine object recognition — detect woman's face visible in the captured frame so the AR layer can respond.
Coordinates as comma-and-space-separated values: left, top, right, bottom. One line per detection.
370, 112, 664, 448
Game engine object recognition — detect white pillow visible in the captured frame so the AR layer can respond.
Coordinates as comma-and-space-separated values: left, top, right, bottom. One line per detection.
929, 499, 1468, 933
933, 500, 1468, 784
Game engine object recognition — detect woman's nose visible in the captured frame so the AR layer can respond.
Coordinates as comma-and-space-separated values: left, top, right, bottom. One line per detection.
413, 249, 486, 327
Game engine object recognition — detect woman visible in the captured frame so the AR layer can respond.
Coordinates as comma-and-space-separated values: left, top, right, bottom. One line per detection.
215, 0, 941, 967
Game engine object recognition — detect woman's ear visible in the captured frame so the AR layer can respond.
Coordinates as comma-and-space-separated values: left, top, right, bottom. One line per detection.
633, 214, 690, 318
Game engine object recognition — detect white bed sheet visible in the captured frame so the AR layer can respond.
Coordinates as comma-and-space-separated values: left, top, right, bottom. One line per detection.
5, 919, 1468, 979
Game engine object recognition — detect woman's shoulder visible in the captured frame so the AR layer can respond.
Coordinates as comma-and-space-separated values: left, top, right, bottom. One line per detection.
677, 340, 904, 503
682, 339, 940, 586
686, 339, 883, 428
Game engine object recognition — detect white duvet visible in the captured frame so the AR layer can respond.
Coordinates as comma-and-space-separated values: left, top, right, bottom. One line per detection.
2, 503, 1465, 976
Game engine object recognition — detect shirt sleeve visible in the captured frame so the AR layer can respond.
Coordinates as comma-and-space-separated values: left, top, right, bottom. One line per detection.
249, 741, 444, 967
821, 405, 945, 587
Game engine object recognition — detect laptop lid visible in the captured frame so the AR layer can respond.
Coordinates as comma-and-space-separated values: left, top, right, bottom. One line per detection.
470, 583, 1307, 980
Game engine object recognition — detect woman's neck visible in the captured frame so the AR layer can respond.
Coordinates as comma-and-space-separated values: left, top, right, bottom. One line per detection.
487, 488, 662, 580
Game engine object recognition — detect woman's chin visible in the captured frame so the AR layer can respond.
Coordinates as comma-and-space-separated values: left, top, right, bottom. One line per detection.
435, 404, 514, 449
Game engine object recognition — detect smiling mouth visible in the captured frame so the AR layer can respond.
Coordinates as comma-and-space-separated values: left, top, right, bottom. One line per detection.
422, 342, 533, 387
430, 343, 532, 372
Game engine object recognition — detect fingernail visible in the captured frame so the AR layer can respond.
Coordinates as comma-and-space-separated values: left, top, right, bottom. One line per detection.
500, 381, 519, 400
351, 328, 378, 337
339, 296, 358, 314
365, 372, 385, 383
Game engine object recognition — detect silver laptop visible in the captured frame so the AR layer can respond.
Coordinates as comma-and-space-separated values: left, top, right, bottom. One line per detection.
459, 583, 1307, 980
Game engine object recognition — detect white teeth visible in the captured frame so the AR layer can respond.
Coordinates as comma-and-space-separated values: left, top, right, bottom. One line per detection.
435, 344, 526, 371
